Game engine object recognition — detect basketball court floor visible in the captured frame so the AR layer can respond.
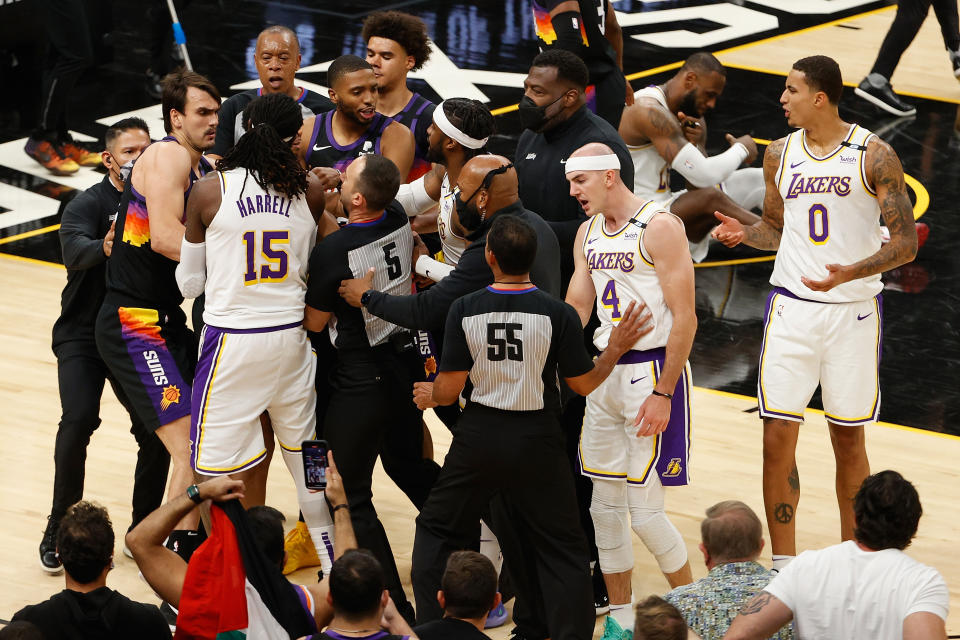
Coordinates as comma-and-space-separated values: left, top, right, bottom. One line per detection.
1, 0, 958, 635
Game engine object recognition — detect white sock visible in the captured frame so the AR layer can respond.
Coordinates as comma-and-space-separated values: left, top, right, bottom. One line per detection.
772, 554, 795, 572
479, 520, 503, 574
610, 600, 634, 629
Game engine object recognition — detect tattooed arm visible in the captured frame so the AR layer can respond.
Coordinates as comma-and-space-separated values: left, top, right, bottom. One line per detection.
722, 592, 794, 640
801, 137, 917, 292
712, 137, 785, 251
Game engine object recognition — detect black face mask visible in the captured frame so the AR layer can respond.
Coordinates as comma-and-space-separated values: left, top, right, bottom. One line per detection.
518, 94, 564, 132
454, 162, 515, 232
454, 189, 483, 231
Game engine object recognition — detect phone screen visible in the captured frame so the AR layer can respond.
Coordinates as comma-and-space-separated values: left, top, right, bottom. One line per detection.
301, 440, 328, 490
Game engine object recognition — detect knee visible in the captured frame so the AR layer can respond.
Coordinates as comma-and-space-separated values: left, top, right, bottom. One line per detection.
830, 427, 866, 458
590, 481, 632, 573
629, 507, 687, 573
762, 421, 798, 462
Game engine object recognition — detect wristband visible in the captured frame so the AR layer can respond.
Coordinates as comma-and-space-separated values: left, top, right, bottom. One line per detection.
332, 503, 350, 513
651, 389, 673, 400
186, 484, 203, 504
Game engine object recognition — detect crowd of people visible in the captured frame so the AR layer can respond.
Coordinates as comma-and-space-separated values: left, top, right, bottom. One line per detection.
9, 5, 950, 640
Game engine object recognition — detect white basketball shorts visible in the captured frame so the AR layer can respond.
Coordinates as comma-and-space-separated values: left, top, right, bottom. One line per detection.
758, 287, 882, 426
191, 322, 317, 474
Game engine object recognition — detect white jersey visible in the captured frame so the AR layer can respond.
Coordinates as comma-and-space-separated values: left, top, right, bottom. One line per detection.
436, 173, 468, 265
628, 86, 673, 205
771, 124, 882, 303
584, 200, 674, 352
203, 168, 317, 329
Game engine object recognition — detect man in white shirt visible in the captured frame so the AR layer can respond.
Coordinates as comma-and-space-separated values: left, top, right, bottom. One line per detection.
723, 471, 948, 640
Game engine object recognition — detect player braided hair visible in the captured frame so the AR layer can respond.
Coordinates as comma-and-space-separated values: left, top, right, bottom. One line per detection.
216, 93, 308, 200
442, 98, 495, 160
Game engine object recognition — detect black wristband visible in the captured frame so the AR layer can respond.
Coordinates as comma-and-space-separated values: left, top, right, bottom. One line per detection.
651, 389, 673, 400
332, 503, 350, 513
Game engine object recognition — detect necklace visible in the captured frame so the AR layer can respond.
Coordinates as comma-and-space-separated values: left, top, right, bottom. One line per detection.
327, 626, 380, 635
493, 280, 532, 284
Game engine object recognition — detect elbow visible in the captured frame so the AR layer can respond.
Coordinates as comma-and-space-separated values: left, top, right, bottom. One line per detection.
151, 236, 179, 260
124, 528, 142, 560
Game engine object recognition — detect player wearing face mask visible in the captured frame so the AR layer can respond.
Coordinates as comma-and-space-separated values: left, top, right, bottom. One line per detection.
514, 50, 633, 292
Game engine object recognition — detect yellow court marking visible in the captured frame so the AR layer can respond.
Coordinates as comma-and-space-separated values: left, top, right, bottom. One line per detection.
694, 385, 960, 442
0, 224, 61, 246
0, 252, 64, 269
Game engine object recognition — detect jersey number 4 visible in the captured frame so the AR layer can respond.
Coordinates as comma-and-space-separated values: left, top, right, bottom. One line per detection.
487, 323, 523, 362
243, 230, 289, 285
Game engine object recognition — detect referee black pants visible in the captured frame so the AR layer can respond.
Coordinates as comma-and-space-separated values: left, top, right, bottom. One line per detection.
50, 340, 170, 526
871, 0, 960, 78
35, 0, 93, 139
323, 346, 440, 621
412, 404, 594, 640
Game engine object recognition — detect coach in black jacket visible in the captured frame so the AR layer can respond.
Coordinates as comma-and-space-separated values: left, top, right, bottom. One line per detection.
39, 118, 169, 575
339, 154, 561, 334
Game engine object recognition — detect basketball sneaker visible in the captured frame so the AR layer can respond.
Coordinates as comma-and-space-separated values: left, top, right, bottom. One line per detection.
950, 49, 960, 79
854, 77, 916, 117
39, 516, 63, 575
282, 520, 322, 575
484, 596, 508, 629
601, 615, 633, 640
24, 138, 79, 175
59, 140, 101, 167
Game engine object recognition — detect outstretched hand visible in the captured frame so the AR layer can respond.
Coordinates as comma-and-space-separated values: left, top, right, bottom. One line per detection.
711, 211, 745, 247
339, 267, 375, 307
606, 300, 653, 356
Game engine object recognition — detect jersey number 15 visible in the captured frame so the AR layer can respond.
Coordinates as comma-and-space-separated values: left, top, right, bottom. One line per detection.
243, 230, 289, 285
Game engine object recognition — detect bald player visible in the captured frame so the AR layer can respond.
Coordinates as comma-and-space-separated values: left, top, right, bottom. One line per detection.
618, 52, 761, 262
209, 25, 333, 159
565, 143, 697, 640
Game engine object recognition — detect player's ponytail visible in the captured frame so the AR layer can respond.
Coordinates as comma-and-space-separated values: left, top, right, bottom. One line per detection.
216, 93, 308, 200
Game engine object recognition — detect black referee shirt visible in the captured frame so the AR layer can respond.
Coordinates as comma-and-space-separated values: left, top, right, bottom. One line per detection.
53, 175, 121, 350
306, 201, 413, 351
210, 88, 333, 157
440, 285, 593, 413
364, 200, 561, 335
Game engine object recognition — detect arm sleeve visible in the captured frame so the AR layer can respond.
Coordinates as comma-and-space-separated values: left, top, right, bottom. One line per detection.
396, 176, 437, 217
556, 303, 595, 378
416, 254, 455, 281
175, 239, 206, 299
547, 10, 587, 54
210, 97, 240, 157
59, 191, 106, 270
671, 141, 748, 188
305, 243, 344, 312
365, 245, 490, 333
438, 300, 473, 371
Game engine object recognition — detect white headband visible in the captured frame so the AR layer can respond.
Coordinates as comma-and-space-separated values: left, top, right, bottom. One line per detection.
433, 101, 489, 149
564, 154, 621, 174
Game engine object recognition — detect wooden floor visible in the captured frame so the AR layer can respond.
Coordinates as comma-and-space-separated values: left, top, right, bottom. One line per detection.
2, 254, 958, 636
717, 5, 960, 104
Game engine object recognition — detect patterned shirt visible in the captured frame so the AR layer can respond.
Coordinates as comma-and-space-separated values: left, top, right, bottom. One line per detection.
665, 561, 794, 640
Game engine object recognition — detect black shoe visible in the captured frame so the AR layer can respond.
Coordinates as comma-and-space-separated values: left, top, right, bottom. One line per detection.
160, 601, 178, 632
854, 78, 916, 117
592, 562, 610, 615
951, 50, 960, 79
39, 516, 63, 575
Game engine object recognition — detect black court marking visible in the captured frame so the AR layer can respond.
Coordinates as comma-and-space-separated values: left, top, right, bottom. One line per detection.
835, 24, 862, 30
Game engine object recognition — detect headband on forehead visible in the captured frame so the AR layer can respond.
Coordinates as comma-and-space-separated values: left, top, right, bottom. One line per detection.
564, 154, 621, 174
433, 101, 489, 149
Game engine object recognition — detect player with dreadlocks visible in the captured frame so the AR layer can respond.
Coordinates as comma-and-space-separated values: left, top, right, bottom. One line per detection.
175, 92, 340, 574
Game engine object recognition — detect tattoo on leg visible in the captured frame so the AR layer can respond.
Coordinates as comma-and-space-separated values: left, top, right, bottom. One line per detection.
741, 592, 773, 615
774, 502, 794, 524
788, 464, 800, 493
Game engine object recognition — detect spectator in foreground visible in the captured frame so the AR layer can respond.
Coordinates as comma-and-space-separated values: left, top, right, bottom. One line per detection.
414, 551, 500, 640
723, 471, 949, 640
12, 501, 170, 639
666, 501, 792, 639
306, 549, 416, 640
